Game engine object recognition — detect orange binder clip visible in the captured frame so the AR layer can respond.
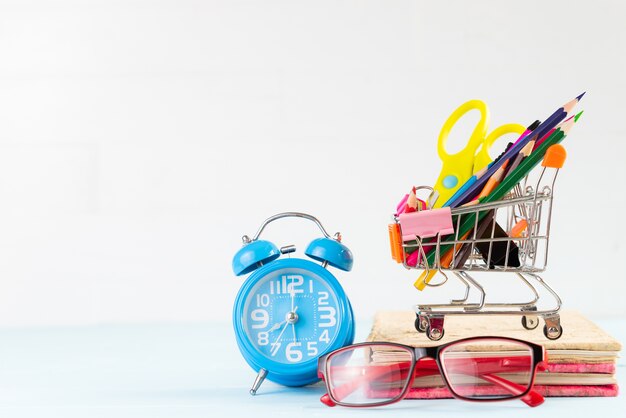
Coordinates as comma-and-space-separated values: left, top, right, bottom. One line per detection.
388, 223, 403, 263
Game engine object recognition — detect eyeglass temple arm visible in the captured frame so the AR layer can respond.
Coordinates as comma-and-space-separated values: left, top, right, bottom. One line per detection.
432, 357, 545, 407
320, 358, 544, 407
479, 373, 544, 407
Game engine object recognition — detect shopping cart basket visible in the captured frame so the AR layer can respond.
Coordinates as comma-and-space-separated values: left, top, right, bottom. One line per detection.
388, 145, 567, 341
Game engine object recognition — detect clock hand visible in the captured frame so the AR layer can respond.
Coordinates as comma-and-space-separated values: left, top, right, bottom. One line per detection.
289, 277, 297, 341
270, 306, 298, 349
272, 321, 290, 349
267, 305, 300, 334
267, 320, 286, 333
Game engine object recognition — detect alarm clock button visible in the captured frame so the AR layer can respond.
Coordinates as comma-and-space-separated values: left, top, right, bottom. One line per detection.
280, 245, 296, 254
232, 240, 280, 276
305, 238, 354, 272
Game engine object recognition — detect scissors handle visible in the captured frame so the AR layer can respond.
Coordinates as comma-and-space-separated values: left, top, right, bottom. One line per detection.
473, 123, 526, 174
437, 99, 489, 160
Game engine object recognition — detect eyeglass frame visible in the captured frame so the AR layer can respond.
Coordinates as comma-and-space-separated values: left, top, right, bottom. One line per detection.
317, 336, 547, 408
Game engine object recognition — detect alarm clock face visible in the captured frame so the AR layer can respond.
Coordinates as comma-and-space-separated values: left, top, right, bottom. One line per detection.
242, 267, 341, 365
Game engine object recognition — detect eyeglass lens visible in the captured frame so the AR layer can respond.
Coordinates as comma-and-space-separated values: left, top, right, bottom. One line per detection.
439, 338, 534, 400
326, 344, 414, 406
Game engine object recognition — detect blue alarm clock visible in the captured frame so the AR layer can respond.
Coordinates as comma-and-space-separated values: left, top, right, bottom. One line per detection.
232, 212, 355, 395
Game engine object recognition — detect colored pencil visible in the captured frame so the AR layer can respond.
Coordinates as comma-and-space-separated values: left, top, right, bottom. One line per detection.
426, 119, 575, 267
450, 93, 584, 208
405, 189, 418, 213
506, 140, 535, 177
442, 120, 539, 207
512, 120, 541, 146
478, 160, 509, 199
534, 110, 583, 151
485, 119, 574, 203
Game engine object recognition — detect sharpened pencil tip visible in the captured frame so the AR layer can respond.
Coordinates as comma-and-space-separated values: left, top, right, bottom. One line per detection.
560, 117, 575, 135
574, 110, 584, 122
563, 93, 583, 114
576, 92, 586, 101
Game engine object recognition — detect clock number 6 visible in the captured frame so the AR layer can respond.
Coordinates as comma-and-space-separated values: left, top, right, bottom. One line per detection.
286, 342, 303, 362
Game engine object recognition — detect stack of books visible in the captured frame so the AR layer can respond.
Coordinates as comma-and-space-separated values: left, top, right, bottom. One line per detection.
367, 310, 620, 398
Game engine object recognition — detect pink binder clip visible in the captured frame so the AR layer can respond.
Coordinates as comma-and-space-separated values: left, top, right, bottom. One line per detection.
398, 207, 454, 241
398, 208, 454, 267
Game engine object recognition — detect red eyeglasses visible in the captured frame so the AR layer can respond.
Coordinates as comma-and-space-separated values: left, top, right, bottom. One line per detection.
317, 337, 547, 408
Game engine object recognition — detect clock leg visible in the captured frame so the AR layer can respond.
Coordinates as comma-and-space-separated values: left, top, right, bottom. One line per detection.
249, 368, 268, 395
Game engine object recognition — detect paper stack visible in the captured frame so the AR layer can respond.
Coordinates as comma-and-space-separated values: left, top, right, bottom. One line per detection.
367, 310, 620, 398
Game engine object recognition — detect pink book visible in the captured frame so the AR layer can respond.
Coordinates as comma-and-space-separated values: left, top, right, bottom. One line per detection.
399, 364, 619, 399
367, 364, 619, 400
402, 384, 619, 399
546, 362, 615, 374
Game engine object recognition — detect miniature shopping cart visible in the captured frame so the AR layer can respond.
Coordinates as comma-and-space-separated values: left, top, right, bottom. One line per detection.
388, 145, 567, 341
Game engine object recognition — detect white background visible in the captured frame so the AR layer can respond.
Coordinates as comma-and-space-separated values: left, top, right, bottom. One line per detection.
0, 0, 624, 327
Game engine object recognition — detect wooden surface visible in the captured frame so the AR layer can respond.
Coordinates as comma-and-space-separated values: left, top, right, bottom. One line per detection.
367, 310, 622, 362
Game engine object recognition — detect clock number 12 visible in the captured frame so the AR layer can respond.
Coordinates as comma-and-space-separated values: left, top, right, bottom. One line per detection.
270, 275, 304, 294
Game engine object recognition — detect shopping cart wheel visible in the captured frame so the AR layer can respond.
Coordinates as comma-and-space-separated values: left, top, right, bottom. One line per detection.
522, 315, 539, 330
543, 324, 563, 340
425, 316, 445, 341
426, 326, 444, 341
414, 314, 428, 333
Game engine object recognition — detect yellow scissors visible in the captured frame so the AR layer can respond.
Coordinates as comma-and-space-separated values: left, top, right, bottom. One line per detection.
432, 100, 526, 208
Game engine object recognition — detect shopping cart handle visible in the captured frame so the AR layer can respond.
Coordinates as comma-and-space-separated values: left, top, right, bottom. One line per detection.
541, 144, 567, 169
